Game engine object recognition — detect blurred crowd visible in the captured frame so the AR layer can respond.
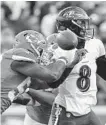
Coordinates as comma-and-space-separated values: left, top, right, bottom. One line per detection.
1, 1, 106, 105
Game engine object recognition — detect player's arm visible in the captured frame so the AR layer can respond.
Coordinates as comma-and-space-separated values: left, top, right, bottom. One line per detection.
11, 58, 66, 83
48, 67, 73, 88
26, 88, 56, 105
11, 48, 65, 83
29, 78, 49, 90
48, 49, 88, 88
12, 82, 54, 106
12, 93, 31, 105
96, 55, 106, 80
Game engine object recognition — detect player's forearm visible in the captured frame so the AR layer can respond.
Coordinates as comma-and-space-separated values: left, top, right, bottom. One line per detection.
26, 88, 56, 105
96, 55, 106, 80
48, 67, 73, 88
11, 61, 57, 83
46, 59, 66, 82
30, 78, 49, 90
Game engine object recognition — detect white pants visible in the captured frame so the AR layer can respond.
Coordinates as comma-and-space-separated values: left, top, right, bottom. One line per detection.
24, 113, 46, 125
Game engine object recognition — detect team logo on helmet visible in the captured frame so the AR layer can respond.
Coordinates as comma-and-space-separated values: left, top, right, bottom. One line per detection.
14, 30, 47, 56
56, 6, 94, 39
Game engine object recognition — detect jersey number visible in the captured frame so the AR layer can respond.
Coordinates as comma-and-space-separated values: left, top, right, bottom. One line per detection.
77, 65, 91, 92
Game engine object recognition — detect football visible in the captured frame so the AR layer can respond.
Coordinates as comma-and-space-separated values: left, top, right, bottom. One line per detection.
56, 30, 78, 50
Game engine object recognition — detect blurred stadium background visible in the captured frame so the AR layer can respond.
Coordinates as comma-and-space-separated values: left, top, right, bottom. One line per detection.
1, 1, 106, 125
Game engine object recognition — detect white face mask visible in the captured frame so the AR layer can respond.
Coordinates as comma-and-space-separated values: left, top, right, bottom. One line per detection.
40, 43, 56, 66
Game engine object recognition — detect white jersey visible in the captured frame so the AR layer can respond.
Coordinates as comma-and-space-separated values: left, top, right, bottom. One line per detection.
54, 38, 105, 116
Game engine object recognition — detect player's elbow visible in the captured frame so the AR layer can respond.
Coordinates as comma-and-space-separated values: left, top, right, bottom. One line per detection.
46, 71, 60, 83
48, 69, 65, 83
46, 73, 57, 83
52, 72, 61, 81
11, 61, 26, 73
11, 61, 18, 71
47, 97, 55, 105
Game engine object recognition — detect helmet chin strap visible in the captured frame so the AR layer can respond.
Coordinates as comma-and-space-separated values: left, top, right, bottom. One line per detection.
26, 35, 40, 57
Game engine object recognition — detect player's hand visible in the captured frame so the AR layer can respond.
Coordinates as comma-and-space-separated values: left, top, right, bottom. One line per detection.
17, 77, 31, 94
8, 77, 31, 102
67, 49, 88, 68
12, 93, 31, 105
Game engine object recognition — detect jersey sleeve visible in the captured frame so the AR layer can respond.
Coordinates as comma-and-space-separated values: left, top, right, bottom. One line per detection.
96, 39, 105, 57
11, 57, 66, 83
85, 38, 105, 59
12, 48, 37, 62
52, 47, 69, 61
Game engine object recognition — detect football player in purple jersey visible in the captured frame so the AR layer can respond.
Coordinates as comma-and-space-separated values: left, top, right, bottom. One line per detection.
48, 6, 106, 125
22, 34, 86, 125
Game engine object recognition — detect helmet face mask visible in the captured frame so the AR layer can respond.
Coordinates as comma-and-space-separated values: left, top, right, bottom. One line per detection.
56, 6, 94, 39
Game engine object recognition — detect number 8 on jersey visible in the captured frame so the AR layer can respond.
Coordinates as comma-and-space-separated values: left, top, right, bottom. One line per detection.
77, 65, 91, 92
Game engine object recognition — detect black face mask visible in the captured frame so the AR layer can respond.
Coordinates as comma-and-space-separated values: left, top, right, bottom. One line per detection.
76, 38, 85, 49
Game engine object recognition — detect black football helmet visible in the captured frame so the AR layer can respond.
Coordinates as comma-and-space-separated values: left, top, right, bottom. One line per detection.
56, 6, 94, 39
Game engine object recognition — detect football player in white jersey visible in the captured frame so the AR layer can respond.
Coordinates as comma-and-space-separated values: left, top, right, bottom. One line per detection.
23, 34, 85, 125
48, 6, 106, 125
